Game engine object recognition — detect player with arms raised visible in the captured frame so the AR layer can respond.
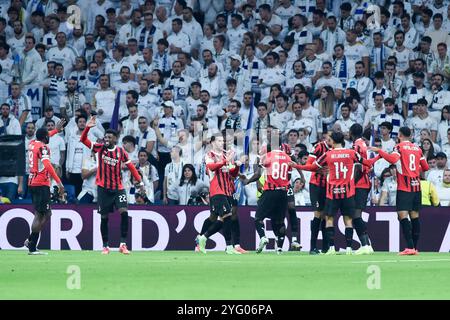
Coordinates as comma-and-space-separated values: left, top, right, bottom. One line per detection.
292, 132, 373, 255
25, 120, 65, 255
80, 116, 145, 255
196, 134, 242, 254
370, 127, 429, 255
255, 141, 293, 254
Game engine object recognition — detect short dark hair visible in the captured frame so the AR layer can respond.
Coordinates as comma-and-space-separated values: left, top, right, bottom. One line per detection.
399, 127, 412, 138
379, 121, 393, 132
331, 131, 345, 145
349, 123, 363, 139
105, 129, 118, 137
122, 135, 136, 145
36, 128, 49, 142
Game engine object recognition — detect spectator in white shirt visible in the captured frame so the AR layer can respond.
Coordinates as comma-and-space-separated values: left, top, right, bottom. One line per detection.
335, 103, 355, 138
177, 163, 207, 205
163, 145, 184, 205
436, 169, 450, 206
428, 152, 448, 186
167, 18, 191, 63
66, 114, 91, 197
410, 98, 438, 143
200, 63, 221, 105
6, 83, 32, 126
45, 119, 65, 177
135, 149, 159, 204
46, 32, 78, 78
0, 103, 21, 135
78, 151, 97, 204
258, 51, 286, 101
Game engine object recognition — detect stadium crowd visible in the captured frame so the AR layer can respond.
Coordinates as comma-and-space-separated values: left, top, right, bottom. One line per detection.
0, 0, 450, 207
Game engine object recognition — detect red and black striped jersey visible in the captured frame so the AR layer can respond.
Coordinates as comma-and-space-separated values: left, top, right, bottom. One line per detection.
316, 148, 363, 199
28, 140, 52, 187
308, 141, 329, 187
393, 142, 427, 192
91, 143, 131, 190
353, 138, 371, 189
205, 150, 239, 197
263, 150, 292, 190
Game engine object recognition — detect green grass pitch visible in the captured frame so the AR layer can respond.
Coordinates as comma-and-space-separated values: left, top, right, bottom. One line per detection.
1, 250, 449, 299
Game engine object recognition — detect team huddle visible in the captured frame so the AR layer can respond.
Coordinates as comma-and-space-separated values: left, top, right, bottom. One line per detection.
196, 123, 428, 256
23, 116, 427, 256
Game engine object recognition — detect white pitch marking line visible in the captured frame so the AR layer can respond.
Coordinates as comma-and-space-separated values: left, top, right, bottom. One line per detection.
351, 258, 450, 264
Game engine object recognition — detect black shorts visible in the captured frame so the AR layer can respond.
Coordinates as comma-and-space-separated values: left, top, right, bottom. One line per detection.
325, 196, 355, 217
396, 191, 421, 212
255, 190, 288, 222
29, 186, 51, 214
97, 187, 128, 215
286, 186, 295, 203
210, 195, 232, 217
355, 188, 370, 210
309, 183, 326, 211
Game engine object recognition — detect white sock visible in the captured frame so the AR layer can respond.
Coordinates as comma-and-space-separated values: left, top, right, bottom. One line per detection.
292, 237, 298, 242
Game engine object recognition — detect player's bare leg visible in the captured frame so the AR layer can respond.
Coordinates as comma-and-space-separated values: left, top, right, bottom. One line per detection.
231, 206, 247, 253
343, 216, 354, 255
398, 210, 416, 255
409, 211, 420, 254
118, 208, 130, 254
26, 211, 50, 255
324, 216, 336, 255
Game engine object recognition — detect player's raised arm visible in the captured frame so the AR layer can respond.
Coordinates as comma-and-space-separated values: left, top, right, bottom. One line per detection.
80, 116, 96, 149
49, 118, 66, 137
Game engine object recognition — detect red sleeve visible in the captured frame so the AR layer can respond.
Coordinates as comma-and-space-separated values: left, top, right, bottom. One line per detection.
294, 162, 319, 172
80, 126, 92, 149
49, 129, 58, 137
378, 149, 400, 164
42, 159, 62, 184
127, 162, 142, 183
360, 154, 381, 168
206, 160, 226, 171
420, 157, 429, 172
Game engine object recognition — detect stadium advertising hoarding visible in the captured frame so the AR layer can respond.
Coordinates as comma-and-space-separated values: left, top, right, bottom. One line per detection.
0, 205, 449, 252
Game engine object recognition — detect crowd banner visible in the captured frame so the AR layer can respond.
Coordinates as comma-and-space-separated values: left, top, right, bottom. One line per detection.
24, 85, 44, 121
0, 206, 449, 252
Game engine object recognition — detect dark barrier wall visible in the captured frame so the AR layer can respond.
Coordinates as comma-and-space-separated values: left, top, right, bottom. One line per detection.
0, 205, 449, 252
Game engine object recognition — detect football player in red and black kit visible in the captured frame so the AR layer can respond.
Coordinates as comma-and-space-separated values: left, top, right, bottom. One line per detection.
197, 134, 243, 254
255, 144, 293, 254
302, 135, 330, 255
370, 127, 429, 255
292, 131, 374, 255
349, 124, 378, 255
25, 122, 65, 255
80, 116, 145, 255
